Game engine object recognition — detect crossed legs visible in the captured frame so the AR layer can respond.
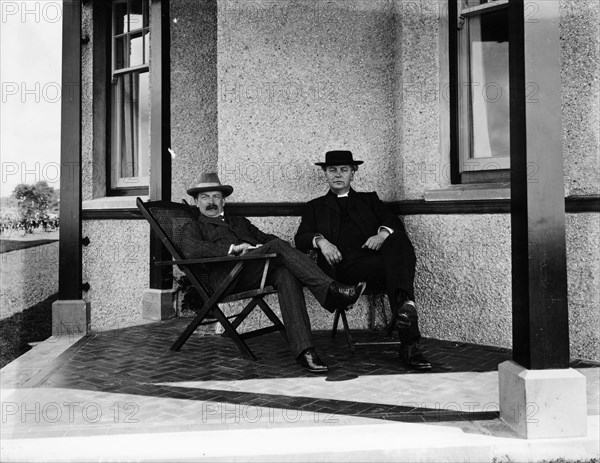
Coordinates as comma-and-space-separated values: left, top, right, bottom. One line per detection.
230, 239, 333, 357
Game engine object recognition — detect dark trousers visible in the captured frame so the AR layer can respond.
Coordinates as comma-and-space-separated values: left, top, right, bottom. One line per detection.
231, 238, 334, 357
334, 231, 421, 343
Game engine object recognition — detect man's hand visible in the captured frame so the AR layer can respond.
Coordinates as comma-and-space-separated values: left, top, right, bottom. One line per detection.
317, 238, 342, 265
231, 243, 261, 255
362, 231, 389, 251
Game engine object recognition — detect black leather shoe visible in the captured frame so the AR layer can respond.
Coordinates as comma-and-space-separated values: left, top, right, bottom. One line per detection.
326, 281, 367, 311
399, 342, 432, 370
296, 348, 328, 373
396, 299, 418, 329
386, 299, 418, 337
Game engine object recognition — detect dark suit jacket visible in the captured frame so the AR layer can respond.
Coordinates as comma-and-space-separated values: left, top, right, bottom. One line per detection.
180, 210, 278, 289
294, 189, 404, 252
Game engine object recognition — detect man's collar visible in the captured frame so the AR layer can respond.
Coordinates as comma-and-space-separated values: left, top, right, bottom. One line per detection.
327, 188, 354, 198
324, 188, 354, 209
199, 212, 227, 224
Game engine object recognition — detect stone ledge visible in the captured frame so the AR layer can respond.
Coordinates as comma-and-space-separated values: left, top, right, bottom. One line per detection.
424, 184, 510, 202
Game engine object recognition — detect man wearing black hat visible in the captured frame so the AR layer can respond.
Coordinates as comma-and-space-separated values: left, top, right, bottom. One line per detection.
295, 151, 431, 370
180, 172, 366, 373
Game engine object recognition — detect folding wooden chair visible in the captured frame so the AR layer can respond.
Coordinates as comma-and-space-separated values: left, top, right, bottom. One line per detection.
136, 198, 288, 360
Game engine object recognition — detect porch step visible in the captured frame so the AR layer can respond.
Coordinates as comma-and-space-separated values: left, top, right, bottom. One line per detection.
2, 417, 599, 462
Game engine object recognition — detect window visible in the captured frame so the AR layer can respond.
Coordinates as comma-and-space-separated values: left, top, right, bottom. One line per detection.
456, 0, 510, 183
109, 0, 150, 193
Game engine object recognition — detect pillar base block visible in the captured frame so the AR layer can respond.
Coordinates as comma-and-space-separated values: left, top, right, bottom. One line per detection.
142, 288, 176, 321
52, 300, 91, 337
498, 360, 587, 439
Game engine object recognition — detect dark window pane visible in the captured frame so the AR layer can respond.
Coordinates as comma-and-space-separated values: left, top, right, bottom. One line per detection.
143, 0, 149, 28
114, 1, 128, 34
115, 36, 127, 69
480, 8, 509, 42
130, 0, 144, 31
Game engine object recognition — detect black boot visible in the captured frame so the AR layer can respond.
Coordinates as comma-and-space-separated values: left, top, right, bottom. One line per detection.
386, 298, 418, 337
399, 341, 432, 370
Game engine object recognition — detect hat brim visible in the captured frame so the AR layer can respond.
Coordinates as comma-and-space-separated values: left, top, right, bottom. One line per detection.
315, 160, 363, 167
186, 185, 233, 197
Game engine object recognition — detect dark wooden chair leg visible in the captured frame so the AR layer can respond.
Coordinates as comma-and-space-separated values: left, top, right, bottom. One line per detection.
212, 308, 257, 360
338, 308, 355, 353
331, 308, 341, 339
171, 262, 244, 351
386, 304, 399, 338
229, 298, 260, 330
257, 298, 288, 343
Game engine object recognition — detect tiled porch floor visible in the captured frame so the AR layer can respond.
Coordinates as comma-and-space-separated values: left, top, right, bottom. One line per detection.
2, 318, 598, 440
1, 318, 599, 461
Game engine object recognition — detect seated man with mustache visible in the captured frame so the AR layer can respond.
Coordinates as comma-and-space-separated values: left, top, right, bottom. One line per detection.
180, 172, 366, 373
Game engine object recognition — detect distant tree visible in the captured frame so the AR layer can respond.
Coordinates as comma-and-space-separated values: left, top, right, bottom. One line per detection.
12, 182, 59, 226
0, 196, 18, 215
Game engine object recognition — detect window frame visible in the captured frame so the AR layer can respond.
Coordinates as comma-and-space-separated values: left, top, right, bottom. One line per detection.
107, 0, 151, 196
453, 0, 511, 184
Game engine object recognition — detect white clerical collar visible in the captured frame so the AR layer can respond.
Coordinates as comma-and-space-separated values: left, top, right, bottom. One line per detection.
336, 192, 349, 198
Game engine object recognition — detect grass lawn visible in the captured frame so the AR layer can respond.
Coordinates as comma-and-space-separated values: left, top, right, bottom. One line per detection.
0, 293, 55, 369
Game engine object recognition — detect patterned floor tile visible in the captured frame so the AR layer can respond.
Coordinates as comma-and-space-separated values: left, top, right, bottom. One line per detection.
4, 318, 598, 440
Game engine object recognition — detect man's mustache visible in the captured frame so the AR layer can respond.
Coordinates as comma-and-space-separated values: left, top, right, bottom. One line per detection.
205, 204, 218, 210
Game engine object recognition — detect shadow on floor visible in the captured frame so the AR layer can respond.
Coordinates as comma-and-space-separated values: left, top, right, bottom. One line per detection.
0, 293, 56, 368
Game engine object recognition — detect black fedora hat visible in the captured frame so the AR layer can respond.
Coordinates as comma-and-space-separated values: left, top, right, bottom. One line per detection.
186, 172, 233, 197
315, 150, 364, 167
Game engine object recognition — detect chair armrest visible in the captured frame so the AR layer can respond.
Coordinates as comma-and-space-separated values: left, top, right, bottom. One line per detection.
155, 253, 277, 266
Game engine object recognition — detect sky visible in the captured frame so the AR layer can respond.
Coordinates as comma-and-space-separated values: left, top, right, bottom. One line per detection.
0, 0, 62, 198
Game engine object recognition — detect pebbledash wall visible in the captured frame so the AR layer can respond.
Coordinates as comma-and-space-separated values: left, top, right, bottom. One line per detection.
80, 1, 599, 360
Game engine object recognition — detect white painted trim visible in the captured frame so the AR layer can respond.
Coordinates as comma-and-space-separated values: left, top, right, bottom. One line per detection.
82, 195, 148, 210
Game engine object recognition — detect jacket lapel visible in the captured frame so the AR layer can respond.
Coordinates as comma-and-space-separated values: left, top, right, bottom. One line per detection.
347, 189, 376, 238
323, 190, 339, 212
322, 191, 340, 243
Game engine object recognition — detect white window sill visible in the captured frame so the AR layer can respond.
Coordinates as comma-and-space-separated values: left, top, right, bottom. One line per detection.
82, 196, 149, 210
424, 183, 510, 202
